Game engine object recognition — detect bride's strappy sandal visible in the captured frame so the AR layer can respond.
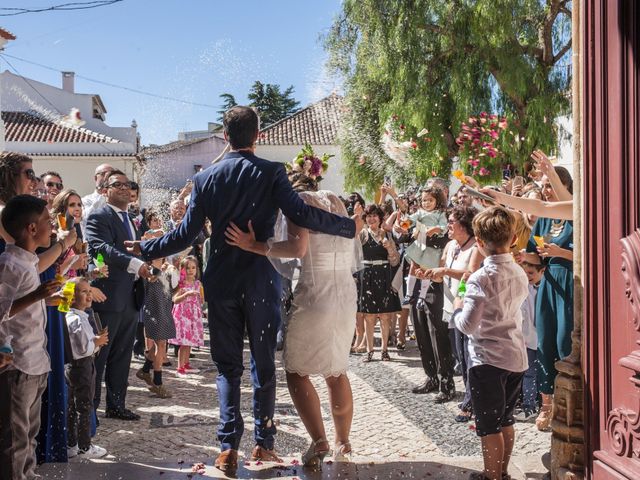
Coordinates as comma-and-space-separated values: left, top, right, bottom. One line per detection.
302, 438, 330, 469
334, 441, 352, 462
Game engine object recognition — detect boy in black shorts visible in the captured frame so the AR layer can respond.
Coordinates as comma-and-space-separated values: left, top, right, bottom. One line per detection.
453, 206, 529, 480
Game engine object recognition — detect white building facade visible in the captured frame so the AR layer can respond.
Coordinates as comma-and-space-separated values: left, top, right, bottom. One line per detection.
0, 70, 139, 195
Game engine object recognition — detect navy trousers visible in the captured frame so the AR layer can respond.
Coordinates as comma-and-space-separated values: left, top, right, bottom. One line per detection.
208, 293, 281, 451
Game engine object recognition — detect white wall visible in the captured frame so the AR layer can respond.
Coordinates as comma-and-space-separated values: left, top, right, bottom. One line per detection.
256, 144, 346, 196
1, 71, 138, 144
31, 156, 138, 197
556, 115, 574, 172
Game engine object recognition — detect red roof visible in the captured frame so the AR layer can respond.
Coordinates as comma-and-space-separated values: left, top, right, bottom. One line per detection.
257, 93, 344, 146
2, 111, 119, 143
0, 28, 16, 41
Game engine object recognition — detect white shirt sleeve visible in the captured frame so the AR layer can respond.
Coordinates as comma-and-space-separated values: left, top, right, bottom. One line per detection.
453, 278, 486, 335
127, 257, 145, 278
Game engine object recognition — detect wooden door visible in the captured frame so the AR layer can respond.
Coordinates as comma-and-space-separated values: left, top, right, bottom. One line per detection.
583, 1, 640, 478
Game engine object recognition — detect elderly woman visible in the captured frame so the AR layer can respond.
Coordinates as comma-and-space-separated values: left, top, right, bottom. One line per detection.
358, 204, 401, 362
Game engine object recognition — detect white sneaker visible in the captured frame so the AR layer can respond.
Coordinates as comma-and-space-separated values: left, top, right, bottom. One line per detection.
67, 444, 79, 459
77, 444, 107, 459
514, 409, 536, 422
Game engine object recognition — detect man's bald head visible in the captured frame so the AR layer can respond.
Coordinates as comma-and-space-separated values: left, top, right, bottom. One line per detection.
94, 163, 115, 190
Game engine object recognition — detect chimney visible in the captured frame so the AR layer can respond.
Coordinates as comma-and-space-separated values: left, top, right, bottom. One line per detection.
62, 71, 75, 93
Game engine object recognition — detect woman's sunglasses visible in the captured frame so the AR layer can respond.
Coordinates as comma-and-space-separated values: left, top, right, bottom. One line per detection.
22, 168, 37, 181
46, 181, 64, 190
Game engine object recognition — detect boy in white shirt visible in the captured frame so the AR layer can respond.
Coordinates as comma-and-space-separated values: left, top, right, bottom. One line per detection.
0, 195, 62, 480
65, 277, 109, 459
453, 206, 529, 480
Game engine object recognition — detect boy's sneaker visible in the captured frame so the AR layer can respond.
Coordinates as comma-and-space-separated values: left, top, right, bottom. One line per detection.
77, 444, 107, 459
514, 408, 536, 422
67, 444, 79, 459
149, 383, 172, 399
135, 368, 153, 386
184, 363, 199, 373
176, 366, 187, 376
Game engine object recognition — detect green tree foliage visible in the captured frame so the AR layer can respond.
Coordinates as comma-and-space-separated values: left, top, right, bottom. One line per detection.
217, 93, 237, 122
325, 0, 572, 191
247, 81, 300, 127
218, 82, 301, 126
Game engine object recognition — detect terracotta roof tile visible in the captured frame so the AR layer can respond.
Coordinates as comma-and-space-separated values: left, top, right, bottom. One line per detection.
0, 28, 16, 41
257, 93, 343, 146
2, 111, 120, 143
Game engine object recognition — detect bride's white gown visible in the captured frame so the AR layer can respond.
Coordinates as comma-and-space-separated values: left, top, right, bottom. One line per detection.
282, 190, 358, 378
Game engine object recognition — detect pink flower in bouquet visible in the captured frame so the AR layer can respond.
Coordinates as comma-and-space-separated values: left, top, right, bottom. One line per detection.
410, 141, 418, 149
479, 167, 491, 176
310, 157, 323, 177
489, 130, 499, 140
486, 148, 497, 158
498, 118, 508, 129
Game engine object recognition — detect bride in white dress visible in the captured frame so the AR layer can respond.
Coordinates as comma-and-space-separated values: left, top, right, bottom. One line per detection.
224, 172, 360, 469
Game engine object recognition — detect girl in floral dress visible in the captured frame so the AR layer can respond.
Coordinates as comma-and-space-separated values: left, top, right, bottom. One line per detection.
170, 256, 204, 375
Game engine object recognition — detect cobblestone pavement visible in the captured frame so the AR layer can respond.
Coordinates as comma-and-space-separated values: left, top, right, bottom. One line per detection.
86, 325, 551, 468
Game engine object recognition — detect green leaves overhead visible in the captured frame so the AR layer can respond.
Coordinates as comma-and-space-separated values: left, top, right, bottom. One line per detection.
325, 0, 571, 192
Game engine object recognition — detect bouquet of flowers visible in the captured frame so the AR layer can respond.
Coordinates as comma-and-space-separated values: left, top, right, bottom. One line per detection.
286, 143, 333, 181
455, 112, 508, 177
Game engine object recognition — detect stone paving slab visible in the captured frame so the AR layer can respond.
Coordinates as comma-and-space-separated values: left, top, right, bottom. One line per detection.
38, 455, 546, 480
41, 326, 551, 477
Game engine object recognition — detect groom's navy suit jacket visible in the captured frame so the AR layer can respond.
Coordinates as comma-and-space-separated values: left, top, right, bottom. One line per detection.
140, 151, 355, 300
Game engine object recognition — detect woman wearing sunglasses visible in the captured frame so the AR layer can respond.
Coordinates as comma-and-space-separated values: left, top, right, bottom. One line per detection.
0, 152, 38, 246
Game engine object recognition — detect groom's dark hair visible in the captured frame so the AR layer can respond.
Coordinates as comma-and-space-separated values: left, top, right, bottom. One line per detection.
223, 106, 260, 149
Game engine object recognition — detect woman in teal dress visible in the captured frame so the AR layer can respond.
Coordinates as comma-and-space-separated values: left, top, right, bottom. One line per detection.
526, 167, 574, 431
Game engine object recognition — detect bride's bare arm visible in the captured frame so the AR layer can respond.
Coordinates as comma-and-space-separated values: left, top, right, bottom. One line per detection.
224, 220, 309, 258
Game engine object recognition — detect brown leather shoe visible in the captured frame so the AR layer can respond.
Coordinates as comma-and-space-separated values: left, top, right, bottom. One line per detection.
251, 445, 283, 463
214, 449, 238, 473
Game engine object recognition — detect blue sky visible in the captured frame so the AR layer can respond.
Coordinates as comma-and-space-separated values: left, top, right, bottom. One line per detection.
1, 0, 343, 145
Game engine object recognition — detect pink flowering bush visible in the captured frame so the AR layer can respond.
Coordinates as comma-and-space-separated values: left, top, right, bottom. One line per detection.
455, 112, 509, 178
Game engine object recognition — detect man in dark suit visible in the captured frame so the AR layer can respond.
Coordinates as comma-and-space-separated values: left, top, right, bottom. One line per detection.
86, 170, 152, 421
127, 106, 360, 473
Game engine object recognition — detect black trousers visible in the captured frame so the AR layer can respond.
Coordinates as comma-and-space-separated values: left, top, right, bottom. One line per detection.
66, 356, 96, 450
411, 281, 455, 394
93, 295, 138, 412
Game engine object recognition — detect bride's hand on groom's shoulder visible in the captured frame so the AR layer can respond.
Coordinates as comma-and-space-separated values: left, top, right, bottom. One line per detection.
225, 221, 256, 252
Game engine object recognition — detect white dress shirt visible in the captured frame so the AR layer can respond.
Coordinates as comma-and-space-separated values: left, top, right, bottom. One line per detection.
0, 245, 50, 375
453, 253, 529, 373
65, 308, 96, 360
107, 203, 144, 277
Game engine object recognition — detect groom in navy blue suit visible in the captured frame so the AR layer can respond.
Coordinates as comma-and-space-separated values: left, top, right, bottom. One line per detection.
129, 106, 358, 473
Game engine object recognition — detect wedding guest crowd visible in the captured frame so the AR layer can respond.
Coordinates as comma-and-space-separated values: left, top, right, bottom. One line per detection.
0, 140, 573, 480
